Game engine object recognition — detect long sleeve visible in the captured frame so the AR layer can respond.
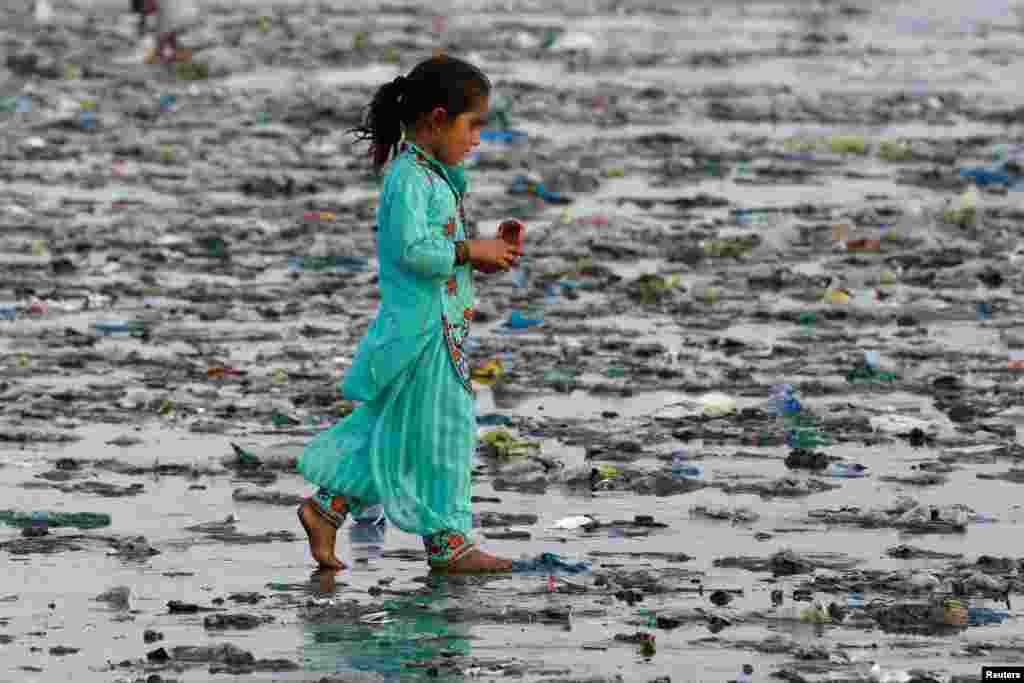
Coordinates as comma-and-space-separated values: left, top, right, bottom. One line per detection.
390, 169, 456, 280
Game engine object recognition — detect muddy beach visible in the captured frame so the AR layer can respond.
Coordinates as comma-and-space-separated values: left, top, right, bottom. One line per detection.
2, 0, 1024, 681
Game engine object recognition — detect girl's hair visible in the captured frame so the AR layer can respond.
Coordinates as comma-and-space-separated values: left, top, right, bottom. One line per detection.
350, 54, 491, 171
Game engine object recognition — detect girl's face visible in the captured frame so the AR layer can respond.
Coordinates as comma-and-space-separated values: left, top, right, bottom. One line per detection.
435, 96, 488, 166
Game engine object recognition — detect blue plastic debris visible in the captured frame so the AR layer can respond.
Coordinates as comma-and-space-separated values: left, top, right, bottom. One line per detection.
671, 461, 704, 482
78, 110, 98, 131
498, 310, 545, 332
477, 413, 513, 426
968, 607, 1009, 627
509, 175, 572, 205
827, 462, 868, 478
510, 552, 591, 575
481, 128, 528, 145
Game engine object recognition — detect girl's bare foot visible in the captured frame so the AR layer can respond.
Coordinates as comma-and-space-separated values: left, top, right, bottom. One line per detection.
297, 501, 345, 571
432, 547, 513, 574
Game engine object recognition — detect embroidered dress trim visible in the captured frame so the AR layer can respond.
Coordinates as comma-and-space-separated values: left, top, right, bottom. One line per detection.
442, 313, 474, 395
312, 489, 349, 528
423, 529, 475, 566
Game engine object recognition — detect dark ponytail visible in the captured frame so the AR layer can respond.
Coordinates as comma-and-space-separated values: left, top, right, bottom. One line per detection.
350, 54, 491, 173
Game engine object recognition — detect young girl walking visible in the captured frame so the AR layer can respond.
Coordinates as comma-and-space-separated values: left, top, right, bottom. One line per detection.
296, 55, 521, 574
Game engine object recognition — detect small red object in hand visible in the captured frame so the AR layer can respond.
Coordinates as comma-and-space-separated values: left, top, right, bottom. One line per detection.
499, 219, 525, 255
476, 218, 526, 274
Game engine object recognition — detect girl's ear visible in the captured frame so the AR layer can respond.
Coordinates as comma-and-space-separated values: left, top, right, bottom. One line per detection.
429, 107, 450, 130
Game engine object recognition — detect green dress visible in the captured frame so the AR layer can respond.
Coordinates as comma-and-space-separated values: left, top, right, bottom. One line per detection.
298, 142, 477, 564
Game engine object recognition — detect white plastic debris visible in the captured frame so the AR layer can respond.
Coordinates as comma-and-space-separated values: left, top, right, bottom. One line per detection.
700, 392, 737, 418
549, 515, 594, 530
870, 663, 911, 683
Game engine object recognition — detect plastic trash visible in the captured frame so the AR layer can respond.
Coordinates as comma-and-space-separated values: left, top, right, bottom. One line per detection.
786, 429, 833, 449
847, 592, 866, 608
799, 602, 832, 623
672, 461, 705, 482
699, 392, 736, 418
736, 664, 754, 683
500, 310, 545, 331
767, 384, 800, 417
828, 135, 868, 155
847, 364, 898, 384
0, 304, 16, 322
509, 175, 572, 205
93, 320, 148, 338
1008, 351, 1024, 369
944, 187, 979, 228
78, 109, 98, 131
549, 516, 595, 531
471, 358, 504, 384
848, 238, 881, 253
864, 350, 881, 370
968, 606, 1009, 626
510, 552, 591, 575
0, 510, 111, 529
288, 255, 368, 274
879, 139, 913, 162
304, 211, 337, 221
159, 95, 178, 113
869, 663, 911, 683
481, 129, 528, 145
479, 427, 537, 458
477, 413, 512, 426
827, 462, 868, 478
977, 302, 994, 320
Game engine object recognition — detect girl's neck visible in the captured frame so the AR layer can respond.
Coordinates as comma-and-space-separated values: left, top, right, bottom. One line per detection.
409, 128, 445, 165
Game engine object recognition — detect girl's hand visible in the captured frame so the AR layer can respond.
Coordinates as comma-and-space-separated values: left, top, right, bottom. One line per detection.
468, 239, 519, 271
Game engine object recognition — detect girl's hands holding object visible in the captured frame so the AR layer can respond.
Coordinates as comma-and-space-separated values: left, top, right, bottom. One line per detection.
469, 239, 519, 273
472, 219, 525, 274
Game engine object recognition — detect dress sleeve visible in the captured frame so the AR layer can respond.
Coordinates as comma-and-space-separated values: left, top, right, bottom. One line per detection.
389, 167, 456, 280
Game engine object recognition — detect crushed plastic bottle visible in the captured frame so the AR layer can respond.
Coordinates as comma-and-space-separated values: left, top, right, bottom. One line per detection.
0, 303, 16, 321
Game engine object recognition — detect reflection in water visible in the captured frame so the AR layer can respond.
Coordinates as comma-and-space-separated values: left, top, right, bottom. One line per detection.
301, 523, 474, 681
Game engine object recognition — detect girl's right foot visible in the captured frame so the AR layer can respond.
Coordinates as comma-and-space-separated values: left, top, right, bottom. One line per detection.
434, 548, 513, 574
297, 501, 345, 570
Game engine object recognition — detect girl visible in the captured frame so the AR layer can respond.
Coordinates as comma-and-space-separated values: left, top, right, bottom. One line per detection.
296, 55, 520, 574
